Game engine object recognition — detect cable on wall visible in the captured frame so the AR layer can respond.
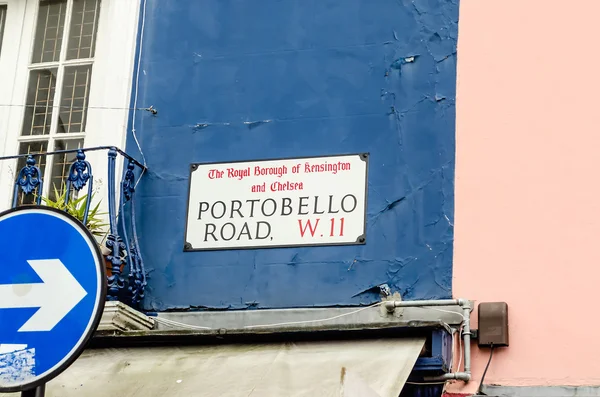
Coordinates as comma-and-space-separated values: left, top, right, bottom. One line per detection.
131, 0, 148, 189
0, 103, 157, 112
477, 344, 495, 395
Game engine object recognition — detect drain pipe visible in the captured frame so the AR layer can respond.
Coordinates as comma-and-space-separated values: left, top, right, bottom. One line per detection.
384, 298, 472, 382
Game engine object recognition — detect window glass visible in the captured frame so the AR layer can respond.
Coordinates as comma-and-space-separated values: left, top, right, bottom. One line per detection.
66, 0, 101, 60
15, 0, 102, 205
0, 5, 7, 57
21, 68, 58, 136
58, 65, 92, 133
31, 0, 68, 64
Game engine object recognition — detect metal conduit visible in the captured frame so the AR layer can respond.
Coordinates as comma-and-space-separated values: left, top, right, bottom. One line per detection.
384, 298, 472, 382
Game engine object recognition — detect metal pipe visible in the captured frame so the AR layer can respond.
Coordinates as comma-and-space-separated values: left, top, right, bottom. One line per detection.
384, 298, 472, 382
424, 372, 471, 382
462, 303, 472, 375
383, 298, 466, 312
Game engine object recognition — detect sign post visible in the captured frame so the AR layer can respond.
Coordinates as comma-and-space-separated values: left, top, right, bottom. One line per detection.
20, 385, 45, 397
0, 206, 106, 395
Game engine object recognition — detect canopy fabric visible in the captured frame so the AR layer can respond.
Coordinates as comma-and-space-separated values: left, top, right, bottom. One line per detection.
1, 338, 425, 397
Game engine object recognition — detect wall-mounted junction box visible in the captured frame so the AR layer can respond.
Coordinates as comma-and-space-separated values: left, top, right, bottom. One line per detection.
478, 302, 509, 347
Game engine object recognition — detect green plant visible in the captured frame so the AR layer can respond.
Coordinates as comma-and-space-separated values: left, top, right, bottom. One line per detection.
39, 185, 109, 239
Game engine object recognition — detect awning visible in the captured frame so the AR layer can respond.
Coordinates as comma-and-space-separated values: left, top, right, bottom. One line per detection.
1, 338, 425, 397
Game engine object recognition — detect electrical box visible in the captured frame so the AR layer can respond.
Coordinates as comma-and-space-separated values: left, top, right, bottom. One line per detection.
478, 302, 509, 347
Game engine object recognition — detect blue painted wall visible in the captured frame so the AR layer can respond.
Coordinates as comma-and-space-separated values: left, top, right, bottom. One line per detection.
126, 0, 459, 311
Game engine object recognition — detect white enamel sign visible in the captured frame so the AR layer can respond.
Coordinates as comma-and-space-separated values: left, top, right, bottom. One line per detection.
184, 154, 368, 251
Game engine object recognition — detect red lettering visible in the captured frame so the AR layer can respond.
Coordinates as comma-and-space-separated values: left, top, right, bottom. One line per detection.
298, 219, 320, 237
227, 167, 250, 180
329, 218, 345, 237
270, 181, 304, 192
207, 169, 224, 179
254, 165, 288, 177
303, 161, 351, 174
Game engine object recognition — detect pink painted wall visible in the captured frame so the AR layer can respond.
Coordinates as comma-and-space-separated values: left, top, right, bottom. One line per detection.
450, 0, 600, 393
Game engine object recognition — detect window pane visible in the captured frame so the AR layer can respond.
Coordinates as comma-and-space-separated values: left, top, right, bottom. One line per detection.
0, 5, 7, 57
58, 65, 92, 134
32, 0, 67, 64
66, 0, 101, 60
50, 139, 84, 199
15, 141, 48, 206
22, 69, 58, 136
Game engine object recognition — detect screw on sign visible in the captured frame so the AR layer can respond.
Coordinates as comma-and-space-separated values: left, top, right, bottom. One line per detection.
0, 206, 106, 396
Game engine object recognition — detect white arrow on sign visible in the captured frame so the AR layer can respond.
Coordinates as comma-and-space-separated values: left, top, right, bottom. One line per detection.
0, 259, 88, 332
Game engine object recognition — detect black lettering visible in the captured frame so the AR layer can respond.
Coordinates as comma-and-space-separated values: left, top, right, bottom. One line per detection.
211, 201, 226, 219
198, 202, 209, 219
204, 223, 217, 241
230, 200, 243, 218
261, 198, 277, 217
281, 197, 292, 216
327, 195, 339, 214
341, 194, 357, 213
220, 223, 236, 241
255, 221, 271, 239
313, 196, 324, 215
298, 196, 309, 215
246, 199, 260, 217
237, 222, 252, 240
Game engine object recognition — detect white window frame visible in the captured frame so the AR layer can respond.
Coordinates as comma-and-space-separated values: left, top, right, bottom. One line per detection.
0, 0, 141, 211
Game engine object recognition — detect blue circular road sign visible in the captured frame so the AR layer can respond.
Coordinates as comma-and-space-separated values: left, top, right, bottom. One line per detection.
0, 206, 106, 392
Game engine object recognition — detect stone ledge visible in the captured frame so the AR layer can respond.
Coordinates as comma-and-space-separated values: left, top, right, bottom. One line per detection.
153, 304, 464, 333
97, 301, 155, 333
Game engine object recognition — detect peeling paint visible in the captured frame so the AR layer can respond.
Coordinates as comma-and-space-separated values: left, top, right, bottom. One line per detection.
243, 120, 272, 129
390, 55, 419, 74
0, 347, 35, 385
127, 0, 458, 311
192, 123, 209, 131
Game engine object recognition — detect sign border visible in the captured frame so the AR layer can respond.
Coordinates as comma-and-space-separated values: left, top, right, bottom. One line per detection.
183, 152, 369, 252
0, 205, 107, 393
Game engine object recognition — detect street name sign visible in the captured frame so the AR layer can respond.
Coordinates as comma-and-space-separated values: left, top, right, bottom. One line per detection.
0, 206, 105, 393
184, 153, 369, 251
